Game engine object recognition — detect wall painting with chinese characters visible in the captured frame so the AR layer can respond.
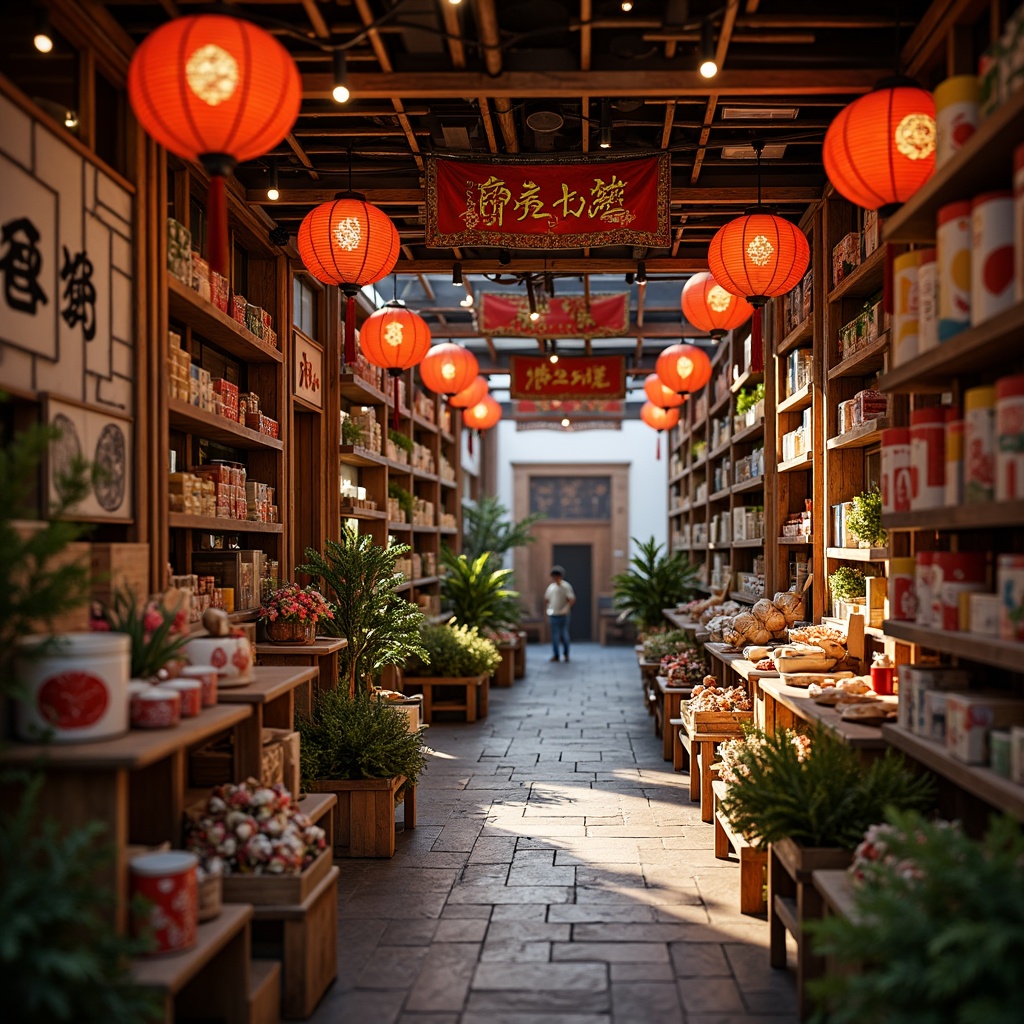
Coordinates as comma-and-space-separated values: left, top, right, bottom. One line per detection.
510, 355, 626, 401
426, 153, 670, 250
529, 476, 612, 521
480, 293, 628, 339
293, 336, 323, 409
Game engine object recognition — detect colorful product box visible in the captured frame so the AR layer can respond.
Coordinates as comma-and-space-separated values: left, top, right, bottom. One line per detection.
945, 693, 1024, 764
898, 665, 971, 734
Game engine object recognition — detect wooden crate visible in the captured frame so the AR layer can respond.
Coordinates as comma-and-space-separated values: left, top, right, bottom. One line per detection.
683, 703, 754, 736
493, 644, 516, 687
222, 846, 332, 905
310, 775, 408, 858
263, 727, 300, 796
90, 542, 150, 605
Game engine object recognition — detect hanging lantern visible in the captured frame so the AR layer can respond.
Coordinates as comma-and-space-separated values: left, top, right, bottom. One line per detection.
463, 394, 502, 431
419, 343, 479, 397
823, 79, 936, 215
644, 373, 685, 409
640, 401, 680, 460
656, 343, 712, 395
297, 195, 401, 365
681, 272, 754, 340
449, 375, 489, 410
358, 301, 432, 426
128, 15, 301, 277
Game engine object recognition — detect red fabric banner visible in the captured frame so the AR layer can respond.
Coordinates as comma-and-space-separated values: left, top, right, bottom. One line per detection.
479, 292, 628, 338
426, 153, 670, 249
509, 355, 626, 400
515, 399, 624, 421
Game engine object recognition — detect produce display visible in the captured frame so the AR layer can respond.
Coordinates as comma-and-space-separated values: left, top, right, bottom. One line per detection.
662, 648, 710, 687
701, 590, 807, 646
689, 680, 754, 713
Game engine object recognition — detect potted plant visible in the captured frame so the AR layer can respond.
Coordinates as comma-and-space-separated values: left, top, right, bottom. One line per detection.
298, 528, 428, 698
735, 382, 766, 428
340, 417, 364, 447
828, 565, 867, 618
258, 583, 334, 645
387, 429, 413, 465
845, 488, 886, 549
612, 536, 701, 633
807, 811, 1024, 1022
388, 481, 413, 522
100, 587, 191, 677
299, 689, 426, 858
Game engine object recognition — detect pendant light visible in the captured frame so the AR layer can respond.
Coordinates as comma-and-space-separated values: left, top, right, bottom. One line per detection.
643, 373, 685, 409
656, 343, 712, 395
707, 142, 809, 372
640, 401, 680, 460
681, 272, 754, 340
128, 14, 301, 277
419, 343, 479, 398
358, 301, 432, 426
448, 375, 489, 410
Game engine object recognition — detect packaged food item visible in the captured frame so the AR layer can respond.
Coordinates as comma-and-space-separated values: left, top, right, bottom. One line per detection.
965, 384, 997, 502
917, 248, 939, 353
970, 191, 1015, 325
996, 374, 1024, 500
1011, 725, 1024, 784
967, 592, 1002, 636
991, 730, 1012, 777
899, 665, 970, 734
997, 553, 1024, 641
944, 411, 964, 506
910, 406, 946, 510
1015, 144, 1024, 301
934, 74, 980, 166
914, 550, 936, 628
881, 427, 912, 514
191, 253, 211, 301
892, 250, 921, 367
888, 557, 916, 621
946, 693, 1024, 764
924, 691, 950, 742
931, 551, 987, 630
937, 200, 972, 341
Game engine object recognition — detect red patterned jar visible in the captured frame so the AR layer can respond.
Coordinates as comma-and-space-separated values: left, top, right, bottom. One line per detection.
183, 636, 254, 687
130, 851, 199, 954
163, 678, 202, 718
131, 687, 181, 729
180, 665, 218, 707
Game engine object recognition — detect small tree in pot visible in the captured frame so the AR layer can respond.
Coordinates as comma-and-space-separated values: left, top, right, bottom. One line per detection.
612, 537, 701, 633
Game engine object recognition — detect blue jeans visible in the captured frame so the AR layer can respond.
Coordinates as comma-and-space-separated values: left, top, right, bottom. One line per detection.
550, 613, 570, 658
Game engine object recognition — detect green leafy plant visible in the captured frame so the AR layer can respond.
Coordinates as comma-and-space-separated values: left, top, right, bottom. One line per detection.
101, 587, 190, 679
691, 439, 707, 459
341, 418, 364, 446
388, 482, 414, 517
846, 488, 886, 547
642, 629, 694, 662
612, 537, 701, 632
440, 550, 520, 632
735, 382, 766, 417
461, 496, 544, 570
829, 565, 867, 603
808, 810, 1024, 1024
298, 688, 426, 792
298, 528, 429, 697
388, 429, 414, 454
720, 725, 933, 850
406, 623, 501, 678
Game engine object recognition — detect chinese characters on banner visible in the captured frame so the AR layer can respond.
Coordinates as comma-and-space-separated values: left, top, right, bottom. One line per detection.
510, 355, 627, 401
514, 399, 623, 431
479, 293, 629, 338
294, 339, 323, 408
426, 154, 670, 249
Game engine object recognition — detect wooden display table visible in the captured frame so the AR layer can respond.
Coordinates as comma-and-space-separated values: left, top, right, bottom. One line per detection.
254, 637, 348, 709
712, 779, 767, 916
678, 703, 753, 822
655, 676, 694, 760
219, 667, 319, 781
662, 609, 700, 632
401, 673, 489, 723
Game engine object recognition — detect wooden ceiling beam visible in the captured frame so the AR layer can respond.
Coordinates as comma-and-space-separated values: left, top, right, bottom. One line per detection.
580, 0, 593, 72
395, 258, 708, 274
690, 95, 718, 185
474, 0, 518, 153
440, 1, 466, 69
646, 32, 816, 45
660, 100, 677, 150
284, 132, 319, 181
299, 0, 330, 40
902, 0, 989, 77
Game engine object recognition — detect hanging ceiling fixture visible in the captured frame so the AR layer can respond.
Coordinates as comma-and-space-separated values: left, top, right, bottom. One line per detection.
681, 272, 754, 340
34, 11, 53, 53
699, 20, 718, 79
266, 161, 280, 202
332, 50, 351, 104
656, 343, 712, 395
452, 261, 463, 287
644, 373, 685, 409
449, 375, 489, 410
640, 401, 681, 460
420, 343, 479, 397
599, 100, 612, 150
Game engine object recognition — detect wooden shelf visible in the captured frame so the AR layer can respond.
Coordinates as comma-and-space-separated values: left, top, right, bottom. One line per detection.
708, 439, 732, 461
410, 576, 439, 587
439, 477, 458, 489
339, 506, 387, 520
826, 418, 889, 450
882, 500, 1024, 531
732, 475, 765, 495
878, 300, 1024, 392
386, 458, 413, 474
412, 468, 440, 483
827, 245, 886, 303
777, 452, 814, 474
826, 546, 889, 562
708, 541, 731, 551
777, 382, 813, 414
388, 520, 412, 531
411, 523, 437, 533
168, 277, 283, 364
339, 373, 387, 405
709, 389, 731, 418
777, 535, 813, 545
412, 414, 438, 434
728, 591, 759, 604
884, 89, 1024, 243
882, 620, 1024, 672
168, 399, 284, 452
882, 723, 1024, 821
828, 331, 891, 381
339, 444, 386, 467
731, 369, 763, 394
731, 538, 765, 549
709, 487, 731, 503
777, 317, 813, 356
217, 666, 319, 707
168, 513, 284, 534
438, 526, 458, 535
731, 418, 764, 446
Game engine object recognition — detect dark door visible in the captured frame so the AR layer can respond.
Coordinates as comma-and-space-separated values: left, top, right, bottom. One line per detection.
552, 544, 593, 640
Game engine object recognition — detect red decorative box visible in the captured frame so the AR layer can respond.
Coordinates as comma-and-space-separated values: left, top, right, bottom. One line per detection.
231, 294, 247, 326
210, 271, 229, 313
130, 851, 199, 954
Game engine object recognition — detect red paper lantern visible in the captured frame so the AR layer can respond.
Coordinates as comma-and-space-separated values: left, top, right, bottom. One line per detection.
707, 213, 810, 305
128, 15, 301, 276
644, 373, 685, 409
656, 344, 712, 395
823, 80, 936, 215
463, 394, 502, 431
449, 375, 489, 410
359, 302, 432, 373
298, 195, 402, 365
681, 272, 754, 340
420, 343, 479, 397
640, 402, 680, 432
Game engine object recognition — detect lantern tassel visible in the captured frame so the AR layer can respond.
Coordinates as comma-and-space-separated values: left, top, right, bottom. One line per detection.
393, 375, 400, 431
656, 433, 661, 460
751, 309, 764, 374
207, 174, 230, 279
344, 296, 357, 367
468, 430, 474, 456
882, 243, 894, 316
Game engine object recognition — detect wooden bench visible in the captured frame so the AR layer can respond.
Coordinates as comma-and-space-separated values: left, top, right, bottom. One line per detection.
401, 673, 489, 724
712, 779, 767, 916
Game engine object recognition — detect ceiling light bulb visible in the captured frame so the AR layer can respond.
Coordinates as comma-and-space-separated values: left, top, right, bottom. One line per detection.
561, 417, 570, 427
460, 294, 474, 307
599, 99, 612, 149
549, 353, 559, 364
448, 0, 463, 5
267, 162, 280, 202
34, 13, 53, 53
267, 187, 280, 201
63, 110, 78, 129
699, 59, 718, 79
699, 20, 718, 79
332, 50, 351, 104
621, 1, 633, 10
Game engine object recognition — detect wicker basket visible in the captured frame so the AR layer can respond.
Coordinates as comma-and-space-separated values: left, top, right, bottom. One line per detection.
198, 872, 222, 922
265, 617, 315, 644
261, 738, 285, 786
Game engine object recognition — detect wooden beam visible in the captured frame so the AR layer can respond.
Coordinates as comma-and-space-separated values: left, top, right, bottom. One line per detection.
299, 0, 330, 40
285, 132, 319, 181
671, 218, 689, 258
292, 128, 431, 137
902, 0, 987, 77
485, 336, 497, 361
417, 274, 437, 303
661, 100, 676, 150
478, 97, 499, 153
690, 95, 718, 185
474, 0, 518, 153
300, 68, 886, 100
580, 0, 593, 72
716, 0, 741, 71
637, 282, 647, 328
645, 31, 816, 45
441, 1, 466, 69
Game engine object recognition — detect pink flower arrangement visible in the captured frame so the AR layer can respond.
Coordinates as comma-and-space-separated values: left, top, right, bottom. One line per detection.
185, 779, 326, 876
851, 819, 957, 884
259, 584, 334, 626
662, 648, 709, 686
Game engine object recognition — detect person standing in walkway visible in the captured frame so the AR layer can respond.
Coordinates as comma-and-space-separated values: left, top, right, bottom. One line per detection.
545, 565, 576, 662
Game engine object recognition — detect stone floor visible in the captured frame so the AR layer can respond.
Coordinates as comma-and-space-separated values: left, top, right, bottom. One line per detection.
312, 641, 798, 1024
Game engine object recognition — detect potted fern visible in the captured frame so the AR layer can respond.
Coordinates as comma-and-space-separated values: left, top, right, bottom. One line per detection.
612, 537, 701, 633
845, 488, 886, 549
828, 565, 867, 619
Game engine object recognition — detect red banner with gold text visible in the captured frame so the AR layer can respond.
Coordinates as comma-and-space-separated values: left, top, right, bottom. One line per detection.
509, 355, 626, 400
426, 153, 670, 249
479, 292, 628, 338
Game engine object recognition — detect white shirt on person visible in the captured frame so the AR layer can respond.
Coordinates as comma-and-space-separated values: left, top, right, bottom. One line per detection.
545, 580, 575, 616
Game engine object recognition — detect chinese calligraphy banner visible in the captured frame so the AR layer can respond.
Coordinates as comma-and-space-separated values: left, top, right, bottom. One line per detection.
510, 355, 626, 400
426, 153, 670, 250
515, 399, 623, 421
480, 292, 628, 338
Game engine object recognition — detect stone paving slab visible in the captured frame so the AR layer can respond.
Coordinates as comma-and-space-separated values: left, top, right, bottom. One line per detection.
316, 643, 797, 1024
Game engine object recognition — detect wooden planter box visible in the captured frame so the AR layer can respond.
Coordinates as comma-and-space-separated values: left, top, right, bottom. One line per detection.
493, 643, 516, 688
310, 775, 408, 858
683, 704, 754, 737
514, 631, 527, 678
401, 673, 489, 723
222, 846, 332, 905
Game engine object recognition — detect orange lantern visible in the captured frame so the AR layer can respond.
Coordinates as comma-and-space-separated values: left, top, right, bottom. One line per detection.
656, 344, 712, 395
640, 401, 680, 460
298, 195, 401, 365
449, 375, 489, 410
681, 272, 754, 340
128, 15, 301, 277
644, 373, 685, 409
463, 394, 502, 431
823, 80, 936, 215
419, 343, 479, 397
358, 301, 432, 423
